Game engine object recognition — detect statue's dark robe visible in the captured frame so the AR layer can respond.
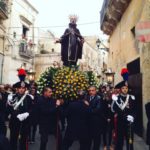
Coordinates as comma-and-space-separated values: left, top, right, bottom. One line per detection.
60, 24, 84, 65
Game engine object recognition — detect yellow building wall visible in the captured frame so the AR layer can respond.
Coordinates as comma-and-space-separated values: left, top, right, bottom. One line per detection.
108, 0, 150, 137
108, 0, 144, 83
138, 0, 150, 137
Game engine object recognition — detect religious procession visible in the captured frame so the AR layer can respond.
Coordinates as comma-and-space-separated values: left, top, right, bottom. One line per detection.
0, 68, 140, 150
0, 0, 150, 150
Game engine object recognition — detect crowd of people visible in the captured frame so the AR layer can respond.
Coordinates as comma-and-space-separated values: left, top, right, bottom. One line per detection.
0, 79, 150, 150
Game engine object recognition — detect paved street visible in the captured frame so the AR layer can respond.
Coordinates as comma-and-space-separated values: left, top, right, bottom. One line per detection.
29, 130, 149, 150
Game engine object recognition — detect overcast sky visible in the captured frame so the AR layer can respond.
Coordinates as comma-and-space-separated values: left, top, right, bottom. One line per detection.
29, 0, 104, 37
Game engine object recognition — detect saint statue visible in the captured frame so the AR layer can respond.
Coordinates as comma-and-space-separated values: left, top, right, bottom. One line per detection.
56, 15, 84, 66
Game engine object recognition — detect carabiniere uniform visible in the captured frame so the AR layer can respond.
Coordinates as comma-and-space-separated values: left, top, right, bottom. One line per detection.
112, 92, 136, 150
7, 81, 32, 150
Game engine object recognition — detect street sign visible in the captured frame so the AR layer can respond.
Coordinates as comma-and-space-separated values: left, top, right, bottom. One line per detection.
135, 21, 150, 42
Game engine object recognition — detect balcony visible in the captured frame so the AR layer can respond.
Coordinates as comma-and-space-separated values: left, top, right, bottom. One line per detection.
100, 0, 131, 35
0, 0, 8, 20
19, 40, 34, 58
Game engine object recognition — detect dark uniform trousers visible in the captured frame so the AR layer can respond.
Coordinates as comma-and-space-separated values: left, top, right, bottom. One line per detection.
115, 119, 134, 150
112, 94, 135, 150
9, 119, 29, 150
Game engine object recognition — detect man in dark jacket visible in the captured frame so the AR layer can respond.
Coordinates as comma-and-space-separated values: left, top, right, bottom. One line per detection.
0, 95, 11, 150
0, 85, 8, 136
62, 90, 89, 150
38, 87, 62, 150
85, 86, 104, 150
28, 87, 40, 143
102, 91, 114, 150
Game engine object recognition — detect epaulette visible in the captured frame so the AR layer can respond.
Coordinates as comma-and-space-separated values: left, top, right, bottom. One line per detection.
8, 93, 15, 101
130, 95, 135, 100
112, 94, 118, 101
27, 94, 34, 100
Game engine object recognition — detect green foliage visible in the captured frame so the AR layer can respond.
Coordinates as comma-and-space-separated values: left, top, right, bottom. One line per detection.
37, 66, 98, 100
37, 67, 59, 93
85, 71, 98, 87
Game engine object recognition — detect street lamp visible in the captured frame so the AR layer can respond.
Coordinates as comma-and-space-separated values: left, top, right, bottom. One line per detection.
96, 38, 101, 49
105, 71, 115, 85
96, 38, 109, 52
27, 68, 36, 82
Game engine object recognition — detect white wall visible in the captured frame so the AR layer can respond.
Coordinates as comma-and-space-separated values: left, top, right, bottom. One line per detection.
3, 0, 38, 84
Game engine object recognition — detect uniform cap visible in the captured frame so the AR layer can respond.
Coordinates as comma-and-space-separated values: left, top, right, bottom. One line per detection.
115, 80, 128, 89
13, 81, 29, 89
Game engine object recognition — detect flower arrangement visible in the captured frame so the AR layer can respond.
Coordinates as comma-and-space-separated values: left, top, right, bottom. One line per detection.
52, 67, 88, 100
37, 66, 97, 100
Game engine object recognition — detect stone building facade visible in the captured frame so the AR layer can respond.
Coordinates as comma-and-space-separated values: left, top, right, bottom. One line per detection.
79, 36, 108, 85
100, 0, 150, 138
38, 30, 60, 54
0, 0, 11, 83
34, 52, 61, 80
3, 0, 38, 84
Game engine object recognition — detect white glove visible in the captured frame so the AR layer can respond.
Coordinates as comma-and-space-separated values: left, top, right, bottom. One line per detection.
17, 112, 29, 121
23, 112, 29, 119
127, 115, 134, 123
17, 114, 24, 121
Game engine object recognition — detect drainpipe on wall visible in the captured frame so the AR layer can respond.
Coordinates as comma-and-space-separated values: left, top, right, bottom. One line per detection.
0, 36, 5, 84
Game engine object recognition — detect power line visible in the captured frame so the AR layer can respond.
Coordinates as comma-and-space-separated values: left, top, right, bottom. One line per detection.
5, 33, 99, 51
8, 21, 99, 29
6, 33, 55, 40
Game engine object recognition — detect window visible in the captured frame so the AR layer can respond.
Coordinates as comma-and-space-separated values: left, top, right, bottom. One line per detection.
131, 26, 135, 37
22, 25, 29, 39
13, 32, 16, 38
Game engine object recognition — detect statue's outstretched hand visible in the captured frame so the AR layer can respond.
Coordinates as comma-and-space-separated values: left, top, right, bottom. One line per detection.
55, 38, 60, 44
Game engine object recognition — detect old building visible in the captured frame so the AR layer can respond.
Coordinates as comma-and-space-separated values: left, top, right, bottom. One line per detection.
79, 36, 108, 85
0, 0, 11, 83
3, 0, 38, 84
38, 29, 60, 54
34, 30, 61, 80
100, 0, 150, 138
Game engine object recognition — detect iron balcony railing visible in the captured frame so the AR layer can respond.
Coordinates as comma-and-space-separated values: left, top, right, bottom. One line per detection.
19, 42, 34, 58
